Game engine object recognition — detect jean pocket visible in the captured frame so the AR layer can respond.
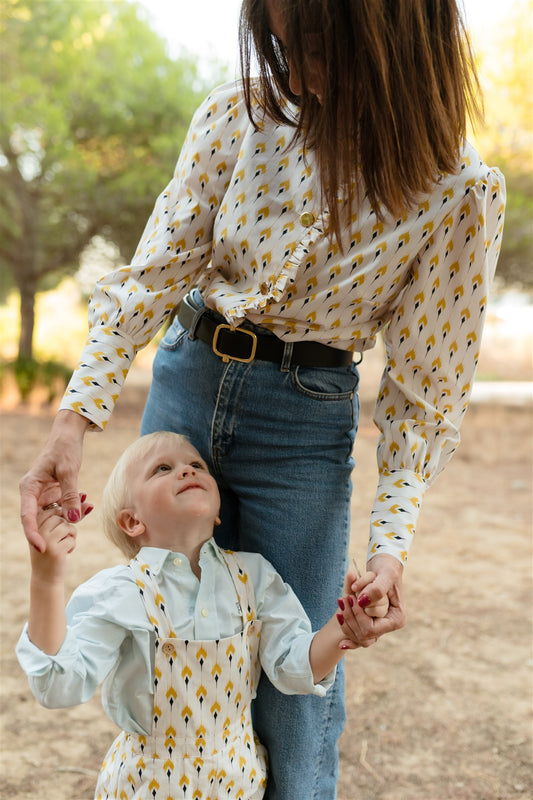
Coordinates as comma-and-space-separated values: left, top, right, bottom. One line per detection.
290, 363, 359, 400
159, 316, 188, 351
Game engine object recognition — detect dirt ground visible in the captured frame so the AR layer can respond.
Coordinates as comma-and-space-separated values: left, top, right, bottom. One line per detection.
1, 342, 532, 800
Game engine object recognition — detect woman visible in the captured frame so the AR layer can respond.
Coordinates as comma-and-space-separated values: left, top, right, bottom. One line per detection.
20, 1, 505, 797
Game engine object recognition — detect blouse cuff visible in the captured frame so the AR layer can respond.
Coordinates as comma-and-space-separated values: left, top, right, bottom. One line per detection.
367, 469, 428, 565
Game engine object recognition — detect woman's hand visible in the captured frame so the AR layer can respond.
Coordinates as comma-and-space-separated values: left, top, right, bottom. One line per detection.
20, 410, 91, 552
336, 568, 378, 649
337, 555, 406, 647
355, 553, 406, 636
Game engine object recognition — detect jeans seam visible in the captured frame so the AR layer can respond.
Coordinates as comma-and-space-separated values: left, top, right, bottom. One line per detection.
311, 684, 335, 797
311, 470, 351, 798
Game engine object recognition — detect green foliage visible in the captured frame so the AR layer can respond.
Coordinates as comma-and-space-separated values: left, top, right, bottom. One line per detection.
0, 0, 223, 356
472, 0, 533, 288
0, 356, 72, 402
494, 166, 533, 289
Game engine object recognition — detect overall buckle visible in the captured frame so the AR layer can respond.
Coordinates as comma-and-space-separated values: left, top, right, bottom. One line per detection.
212, 324, 258, 363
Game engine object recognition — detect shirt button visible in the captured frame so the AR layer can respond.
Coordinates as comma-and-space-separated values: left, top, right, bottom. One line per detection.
259, 282, 269, 296
299, 211, 316, 227
162, 642, 176, 656
173, 557, 182, 566
201, 608, 209, 618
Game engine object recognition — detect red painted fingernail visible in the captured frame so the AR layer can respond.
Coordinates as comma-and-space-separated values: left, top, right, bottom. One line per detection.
336, 613, 344, 625
337, 598, 345, 611
84, 505, 94, 516
80, 493, 87, 503
358, 594, 371, 608
348, 596, 354, 607
67, 509, 81, 522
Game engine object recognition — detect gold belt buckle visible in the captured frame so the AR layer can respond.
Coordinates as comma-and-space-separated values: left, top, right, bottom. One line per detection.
212, 324, 258, 363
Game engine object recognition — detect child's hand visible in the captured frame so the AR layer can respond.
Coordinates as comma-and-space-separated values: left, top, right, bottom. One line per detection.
29, 491, 92, 582
30, 506, 77, 581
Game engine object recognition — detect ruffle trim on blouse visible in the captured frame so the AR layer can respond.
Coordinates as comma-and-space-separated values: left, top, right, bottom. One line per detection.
216, 214, 329, 326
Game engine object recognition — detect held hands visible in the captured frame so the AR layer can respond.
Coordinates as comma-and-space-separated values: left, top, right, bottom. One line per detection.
26, 488, 92, 655
336, 554, 406, 649
29, 488, 93, 583
20, 410, 90, 552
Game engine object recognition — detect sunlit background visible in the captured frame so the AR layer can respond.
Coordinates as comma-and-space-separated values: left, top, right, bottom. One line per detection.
0, 0, 531, 403
139, 0, 514, 68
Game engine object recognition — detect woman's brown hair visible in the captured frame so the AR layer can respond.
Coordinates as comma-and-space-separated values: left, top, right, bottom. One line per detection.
239, 0, 482, 239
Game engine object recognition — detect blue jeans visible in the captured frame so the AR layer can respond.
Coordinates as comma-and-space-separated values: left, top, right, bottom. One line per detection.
141, 309, 360, 800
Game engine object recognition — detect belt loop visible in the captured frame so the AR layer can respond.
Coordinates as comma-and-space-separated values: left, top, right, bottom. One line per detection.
280, 342, 293, 372
188, 306, 205, 340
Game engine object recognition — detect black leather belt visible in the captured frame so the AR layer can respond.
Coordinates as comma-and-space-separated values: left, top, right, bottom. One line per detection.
177, 293, 353, 368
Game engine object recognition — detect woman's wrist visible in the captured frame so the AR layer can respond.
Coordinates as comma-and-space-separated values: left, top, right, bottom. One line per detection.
52, 409, 91, 436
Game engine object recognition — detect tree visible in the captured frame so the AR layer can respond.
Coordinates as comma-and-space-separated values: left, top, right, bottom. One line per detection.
0, 0, 218, 359
471, 0, 533, 288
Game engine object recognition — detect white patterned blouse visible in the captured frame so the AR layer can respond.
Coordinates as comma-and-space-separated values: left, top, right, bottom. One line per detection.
60, 81, 506, 564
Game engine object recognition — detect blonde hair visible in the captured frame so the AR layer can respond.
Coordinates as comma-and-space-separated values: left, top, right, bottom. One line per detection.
101, 431, 190, 559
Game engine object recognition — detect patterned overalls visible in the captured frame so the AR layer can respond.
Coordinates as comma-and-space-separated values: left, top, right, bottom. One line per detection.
95, 550, 268, 800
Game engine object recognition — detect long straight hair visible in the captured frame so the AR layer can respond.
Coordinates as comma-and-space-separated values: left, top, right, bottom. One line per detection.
239, 0, 482, 239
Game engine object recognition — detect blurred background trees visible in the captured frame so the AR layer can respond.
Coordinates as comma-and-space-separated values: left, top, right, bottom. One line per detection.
471, 0, 533, 289
0, 0, 216, 361
0, 0, 531, 376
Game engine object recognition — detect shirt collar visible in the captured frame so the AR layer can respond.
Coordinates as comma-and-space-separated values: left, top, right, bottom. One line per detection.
136, 538, 225, 575
202, 538, 229, 567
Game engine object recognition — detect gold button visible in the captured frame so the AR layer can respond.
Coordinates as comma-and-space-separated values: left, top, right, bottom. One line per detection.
162, 642, 176, 656
201, 608, 209, 618
299, 211, 316, 227
259, 282, 269, 296
173, 557, 182, 566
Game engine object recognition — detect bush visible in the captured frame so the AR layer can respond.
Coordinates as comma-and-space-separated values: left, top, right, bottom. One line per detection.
0, 357, 72, 403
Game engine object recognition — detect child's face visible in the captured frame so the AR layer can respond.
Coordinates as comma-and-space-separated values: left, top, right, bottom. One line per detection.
123, 439, 220, 550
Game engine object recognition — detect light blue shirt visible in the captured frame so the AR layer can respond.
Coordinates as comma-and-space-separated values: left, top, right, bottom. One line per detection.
16, 539, 334, 734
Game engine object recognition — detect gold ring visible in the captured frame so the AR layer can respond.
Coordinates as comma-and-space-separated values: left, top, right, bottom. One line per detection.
43, 501, 60, 511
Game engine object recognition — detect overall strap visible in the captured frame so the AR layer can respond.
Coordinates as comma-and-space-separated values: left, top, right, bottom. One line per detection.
220, 549, 258, 626
128, 557, 177, 639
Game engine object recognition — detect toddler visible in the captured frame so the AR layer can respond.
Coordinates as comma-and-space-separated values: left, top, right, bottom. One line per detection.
17, 431, 372, 799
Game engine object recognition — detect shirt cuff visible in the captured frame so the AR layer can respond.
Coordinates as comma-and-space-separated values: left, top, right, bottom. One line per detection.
16, 624, 76, 676
314, 667, 337, 696
60, 366, 119, 430
59, 327, 137, 430
266, 631, 336, 697
367, 469, 428, 565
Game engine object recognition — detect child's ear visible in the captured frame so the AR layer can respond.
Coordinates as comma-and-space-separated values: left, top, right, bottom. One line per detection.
116, 509, 146, 539
214, 515, 221, 527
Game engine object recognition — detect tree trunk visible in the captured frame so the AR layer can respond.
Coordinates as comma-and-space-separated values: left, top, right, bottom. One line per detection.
18, 278, 37, 360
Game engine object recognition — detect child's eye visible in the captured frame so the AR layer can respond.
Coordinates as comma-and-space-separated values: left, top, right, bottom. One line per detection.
191, 461, 205, 470
155, 463, 171, 473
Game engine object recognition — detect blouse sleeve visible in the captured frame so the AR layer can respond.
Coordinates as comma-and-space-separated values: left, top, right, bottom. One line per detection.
60, 82, 244, 429
368, 165, 506, 564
